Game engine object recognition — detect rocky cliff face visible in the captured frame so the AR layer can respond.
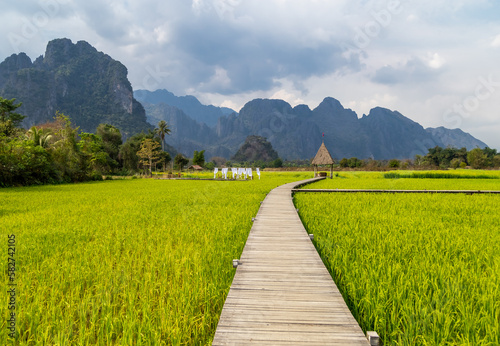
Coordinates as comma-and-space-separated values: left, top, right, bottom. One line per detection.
213, 99, 322, 160
359, 107, 443, 159
0, 38, 151, 136
211, 98, 488, 160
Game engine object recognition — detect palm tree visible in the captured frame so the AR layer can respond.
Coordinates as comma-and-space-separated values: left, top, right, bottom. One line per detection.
155, 120, 171, 151
27, 126, 53, 148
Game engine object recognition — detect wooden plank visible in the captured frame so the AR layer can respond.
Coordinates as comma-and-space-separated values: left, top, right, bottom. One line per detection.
214, 329, 369, 345
212, 178, 369, 345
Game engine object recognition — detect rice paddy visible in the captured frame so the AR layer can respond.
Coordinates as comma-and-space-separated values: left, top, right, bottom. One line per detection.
2, 170, 499, 345
305, 170, 500, 191
294, 172, 500, 345
0, 172, 310, 345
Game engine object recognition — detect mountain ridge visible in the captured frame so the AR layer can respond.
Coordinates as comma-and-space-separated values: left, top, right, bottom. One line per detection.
145, 94, 488, 160
0, 38, 488, 160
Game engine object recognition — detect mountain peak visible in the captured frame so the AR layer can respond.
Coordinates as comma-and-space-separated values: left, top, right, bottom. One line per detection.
242, 98, 292, 110
43, 38, 100, 69
364, 107, 415, 124
0, 53, 32, 73
313, 97, 358, 123
317, 97, 343, 110
0, 38, 151, 136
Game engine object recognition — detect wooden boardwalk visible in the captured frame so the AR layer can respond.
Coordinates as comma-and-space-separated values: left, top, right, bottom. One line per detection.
212, 178, 369, 345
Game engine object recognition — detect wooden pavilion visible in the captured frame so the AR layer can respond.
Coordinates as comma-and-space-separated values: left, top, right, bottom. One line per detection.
311, 142, 335, 178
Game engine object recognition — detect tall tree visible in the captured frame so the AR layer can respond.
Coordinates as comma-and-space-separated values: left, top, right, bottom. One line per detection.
174, 153, 189, 172
26, 126, 53, 148
155, 120, 171, 151
467, 148, 488, 169
78, 132, 112, 175
119, 131, 157, 171
97, 124, 122, 164
193, 150, 205, 167
52, 112, 84, 180
137, 138, 161, 175
0, 97, 25, 137
159, 151, 172, 172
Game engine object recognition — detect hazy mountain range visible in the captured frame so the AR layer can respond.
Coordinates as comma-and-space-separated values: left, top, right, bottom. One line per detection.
136, 90, 487, 160
0, 38, 488, 160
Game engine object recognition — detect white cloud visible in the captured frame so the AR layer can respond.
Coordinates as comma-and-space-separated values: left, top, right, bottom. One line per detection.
406, 14, 418, 22
198, 66, 232, 91
219, 99, 241, 111
153, 25, 170, 44
426, 52, 446, 69
270, 89, 305, 107
491, 34, 500, 48
347, 93, 398, 116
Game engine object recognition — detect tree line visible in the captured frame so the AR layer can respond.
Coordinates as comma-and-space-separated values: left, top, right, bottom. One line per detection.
334, 146, 500, 170
0, 97, 189, 187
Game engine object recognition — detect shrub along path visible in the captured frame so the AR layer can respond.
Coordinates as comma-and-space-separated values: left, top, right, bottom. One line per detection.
212, 178, 369, 345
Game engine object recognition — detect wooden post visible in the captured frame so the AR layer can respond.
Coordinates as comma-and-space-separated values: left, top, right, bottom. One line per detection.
314, 165, 317, 178
330, 164, 333, 179
366, 331, 379, 346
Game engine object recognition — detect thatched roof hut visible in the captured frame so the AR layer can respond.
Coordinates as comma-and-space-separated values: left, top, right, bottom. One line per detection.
312, 142, 334, 165
312, 142, 334, 178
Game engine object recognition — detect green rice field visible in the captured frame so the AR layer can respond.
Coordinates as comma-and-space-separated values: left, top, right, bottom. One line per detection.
305, 170, 500, 191
294, 173, 500, 345
0, 172, 310, 345
1, 170, 499, 345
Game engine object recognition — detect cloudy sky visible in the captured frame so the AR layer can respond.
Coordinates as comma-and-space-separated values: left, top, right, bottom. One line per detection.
1, 0, 500, 149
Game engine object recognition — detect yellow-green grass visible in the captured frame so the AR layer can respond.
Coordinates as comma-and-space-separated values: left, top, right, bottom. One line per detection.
0, 172, 310, 345
294, 192, 500, 345
304, 170, 500, 191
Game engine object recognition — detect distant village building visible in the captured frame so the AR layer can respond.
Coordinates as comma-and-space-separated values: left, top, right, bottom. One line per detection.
188, 165, 203, 171
311, 142, 335, 178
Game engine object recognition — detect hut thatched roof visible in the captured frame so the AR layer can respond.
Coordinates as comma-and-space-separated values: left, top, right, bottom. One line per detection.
311, 142, 334, 165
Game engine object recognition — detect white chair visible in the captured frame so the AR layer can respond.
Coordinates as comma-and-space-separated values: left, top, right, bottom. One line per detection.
222, 168, 228, 179
256, 168, 260, 179
247, 168, 253, 179
214, 167, 218, 179
231, 167, 238, 179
